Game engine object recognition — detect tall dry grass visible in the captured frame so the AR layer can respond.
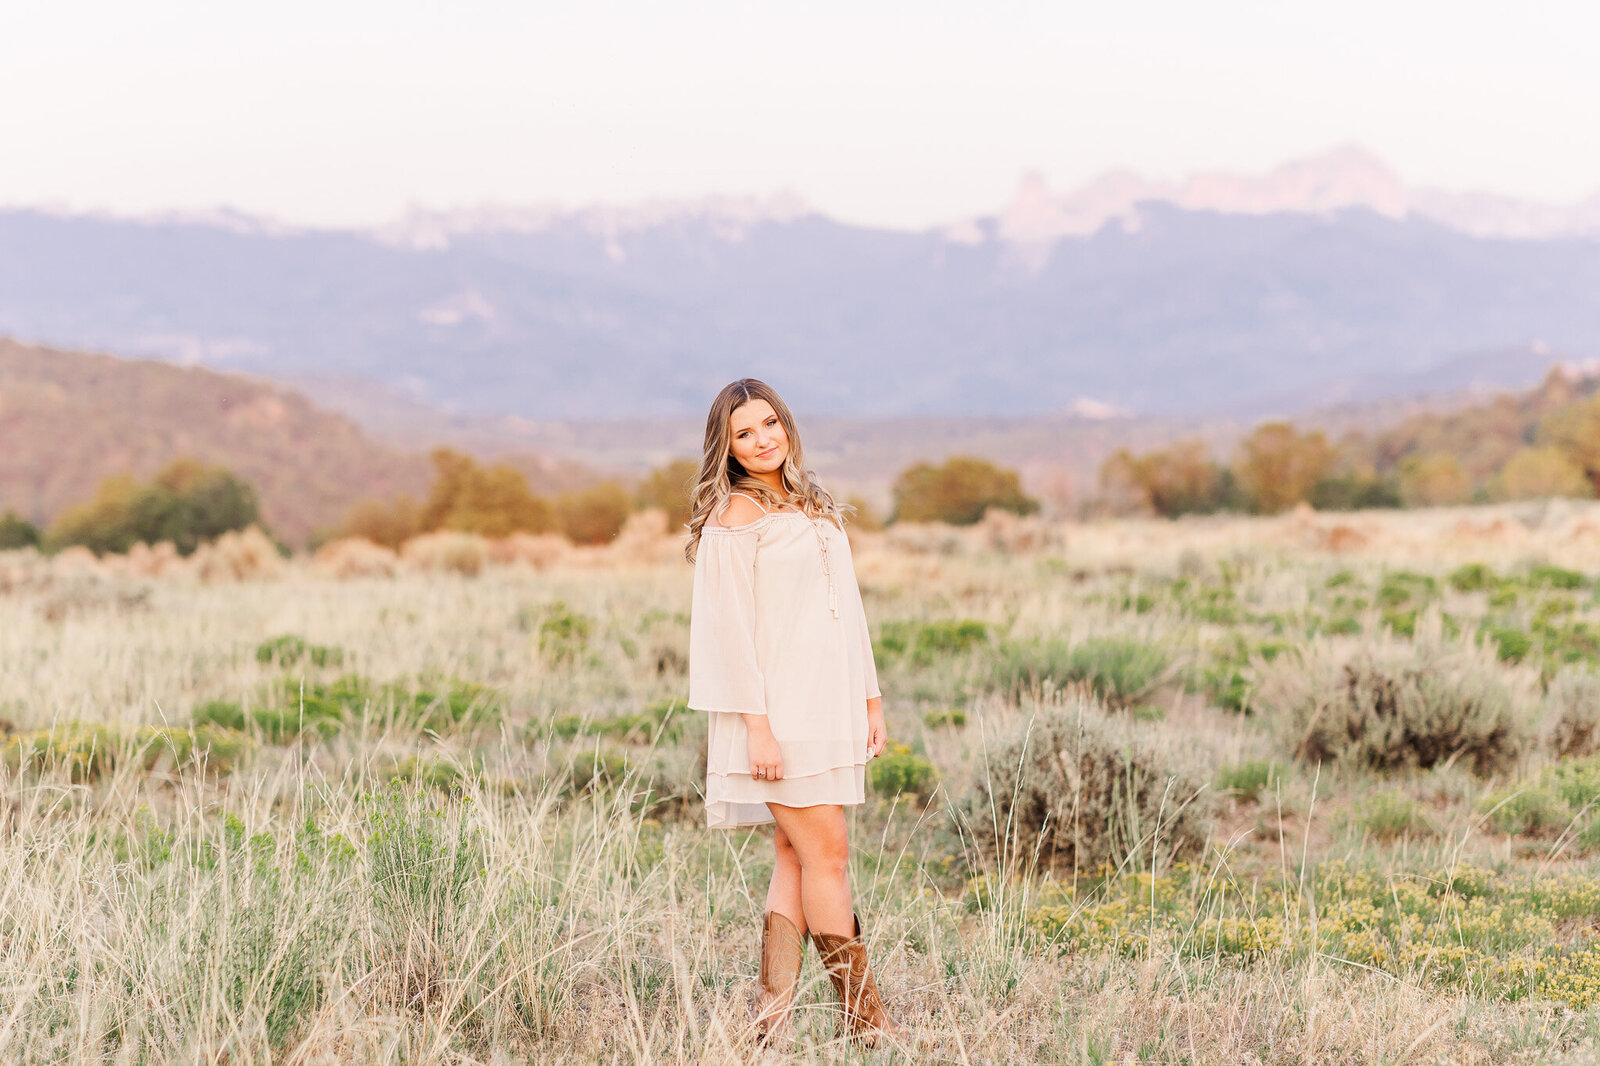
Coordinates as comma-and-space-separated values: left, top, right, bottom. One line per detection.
3, 502, 1600, 1062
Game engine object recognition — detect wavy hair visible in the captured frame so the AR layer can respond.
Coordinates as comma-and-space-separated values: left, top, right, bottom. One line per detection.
684, 378, 846, 562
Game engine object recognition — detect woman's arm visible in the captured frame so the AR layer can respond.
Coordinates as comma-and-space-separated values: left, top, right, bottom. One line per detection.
744, 713, 784, 780
866, 696, 887, 758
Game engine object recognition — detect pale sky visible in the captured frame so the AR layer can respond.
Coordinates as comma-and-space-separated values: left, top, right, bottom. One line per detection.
4, 0, 1599, 230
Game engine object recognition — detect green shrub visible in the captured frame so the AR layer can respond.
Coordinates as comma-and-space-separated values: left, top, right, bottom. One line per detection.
545, 701, 683, 745
1449, 563, 1498, 593
255, 634, 345, 668
538, 603, 594, 664
989, 639, 1075, 696
636, 458, 699, 531
1356, 792, 1430, 841
1533, 596, 1578, 625
385, 754, 485, 794
1546, 670, 1600, 758
195, 675, 499, 744
3, 721, 250, 780
1383, 609, 1418, 637
0, 509, 40, 550
117, 813, 349, 1046
1480, 785, 1571, 837
890, 456, 1039, 525
1541, 621, 1600, 668
284, 676, 371, 734
1215, 759, 1283, 800
958, 697, 1210, 875
868, 743, 938, 805
1253, 627, 1523, 775
140, 723, 252, 775
2, 723, 121, 780
1065, 637, 1170, 708
363, 785, 487, 1007
874, 619, 988, 664
392, 678, 505, 730
1549, 754, 1600, 811
1489, 584, 1520, 609
1378, 571, 1436, 608
1177, 582, 1243, 625
1473, 755, 1600, 842
1528, 564, 1587, 591
1484, 625, 1533, 664
562, 747, 634, 794
923, 708, 968, 728
991, 636, 1169, 708
555, 481, 633, 545
44, 458, 261, 556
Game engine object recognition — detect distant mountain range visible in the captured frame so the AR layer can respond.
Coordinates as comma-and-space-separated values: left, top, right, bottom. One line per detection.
2, 146, 1598, 424
988, 145, 1600, 245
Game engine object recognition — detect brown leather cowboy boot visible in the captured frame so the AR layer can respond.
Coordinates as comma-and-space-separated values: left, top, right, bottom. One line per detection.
752, 911, 806, 1046
810, 913, 905, 1047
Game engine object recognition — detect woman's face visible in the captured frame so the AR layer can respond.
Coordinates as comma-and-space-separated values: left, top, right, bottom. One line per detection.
728, 399, 789, 479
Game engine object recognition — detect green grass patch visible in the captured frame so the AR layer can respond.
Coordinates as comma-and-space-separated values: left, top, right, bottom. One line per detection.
874, 619, 989, 664
1215, 759, 1283, 800
255, 634, 345, 668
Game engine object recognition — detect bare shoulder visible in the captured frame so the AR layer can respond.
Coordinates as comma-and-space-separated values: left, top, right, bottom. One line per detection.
712, 494, 767, 528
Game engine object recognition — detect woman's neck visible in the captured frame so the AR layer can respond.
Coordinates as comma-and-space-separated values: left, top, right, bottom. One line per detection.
749, 471, 785, 494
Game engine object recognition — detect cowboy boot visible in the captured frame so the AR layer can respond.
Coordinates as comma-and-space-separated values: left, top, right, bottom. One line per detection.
810, 913, 905, 1047
752, 911, 806, 1046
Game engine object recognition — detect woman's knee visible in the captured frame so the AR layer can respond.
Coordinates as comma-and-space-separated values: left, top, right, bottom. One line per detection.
792, 821, 849, 876
773, 826, 800, 865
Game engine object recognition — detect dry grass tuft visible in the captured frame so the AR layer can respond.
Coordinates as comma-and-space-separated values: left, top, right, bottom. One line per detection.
193, 525, 285, 582
401, 531, 489, 576
486, 531, 570, 570
314, 537, 401, 578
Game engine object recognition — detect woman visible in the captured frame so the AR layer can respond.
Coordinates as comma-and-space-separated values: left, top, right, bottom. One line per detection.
685, 378, 902, 1048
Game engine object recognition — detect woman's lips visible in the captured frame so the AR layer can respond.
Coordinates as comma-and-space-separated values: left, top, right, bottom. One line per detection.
757, 447, 777, 459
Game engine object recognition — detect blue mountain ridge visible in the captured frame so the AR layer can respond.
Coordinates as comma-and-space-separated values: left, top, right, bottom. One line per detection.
2, 203, 1596, 419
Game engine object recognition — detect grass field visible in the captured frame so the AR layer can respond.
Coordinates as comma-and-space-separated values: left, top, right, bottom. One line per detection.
8, 501, 1600, 1064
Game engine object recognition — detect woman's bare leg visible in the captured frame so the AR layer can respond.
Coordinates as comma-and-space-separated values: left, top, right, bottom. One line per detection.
766, 803, 854, 937
764, 824, 807, 932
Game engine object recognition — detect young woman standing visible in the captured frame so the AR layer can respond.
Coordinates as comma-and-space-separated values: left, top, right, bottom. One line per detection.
685, 378, 902, 1048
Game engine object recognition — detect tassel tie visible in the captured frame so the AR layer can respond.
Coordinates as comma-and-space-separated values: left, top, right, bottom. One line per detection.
810, 516, 840, 619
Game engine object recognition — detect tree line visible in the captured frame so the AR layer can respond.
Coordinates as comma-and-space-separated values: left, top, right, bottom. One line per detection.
0, 459, 262, 555
335, 449, 1039, 546
1102, 370, 1600, 517
0, 450, 1040, 556
9, 369, 1600, 556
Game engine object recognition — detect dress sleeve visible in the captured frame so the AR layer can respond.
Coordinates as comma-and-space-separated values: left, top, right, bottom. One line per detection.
687, 527, 767, 715
859, 592, 881, 702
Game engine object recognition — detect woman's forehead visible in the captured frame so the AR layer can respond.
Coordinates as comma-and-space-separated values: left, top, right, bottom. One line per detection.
730, 399, 777, 432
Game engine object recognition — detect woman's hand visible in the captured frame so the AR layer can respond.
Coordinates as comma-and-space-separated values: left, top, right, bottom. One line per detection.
866, 696, 888, 759
744, 715, 784, 781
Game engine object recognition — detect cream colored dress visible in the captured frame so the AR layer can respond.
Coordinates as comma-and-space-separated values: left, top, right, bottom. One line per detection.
687, 497, 880, 829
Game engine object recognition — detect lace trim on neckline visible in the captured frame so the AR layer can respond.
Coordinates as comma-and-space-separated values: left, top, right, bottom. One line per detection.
701, 510, 808, 533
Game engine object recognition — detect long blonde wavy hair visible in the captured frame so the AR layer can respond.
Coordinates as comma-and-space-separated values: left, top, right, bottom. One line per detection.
684, 378, 847, 562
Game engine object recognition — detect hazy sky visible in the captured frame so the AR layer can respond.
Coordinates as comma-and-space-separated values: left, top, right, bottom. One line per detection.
5, 0, 1598, 230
